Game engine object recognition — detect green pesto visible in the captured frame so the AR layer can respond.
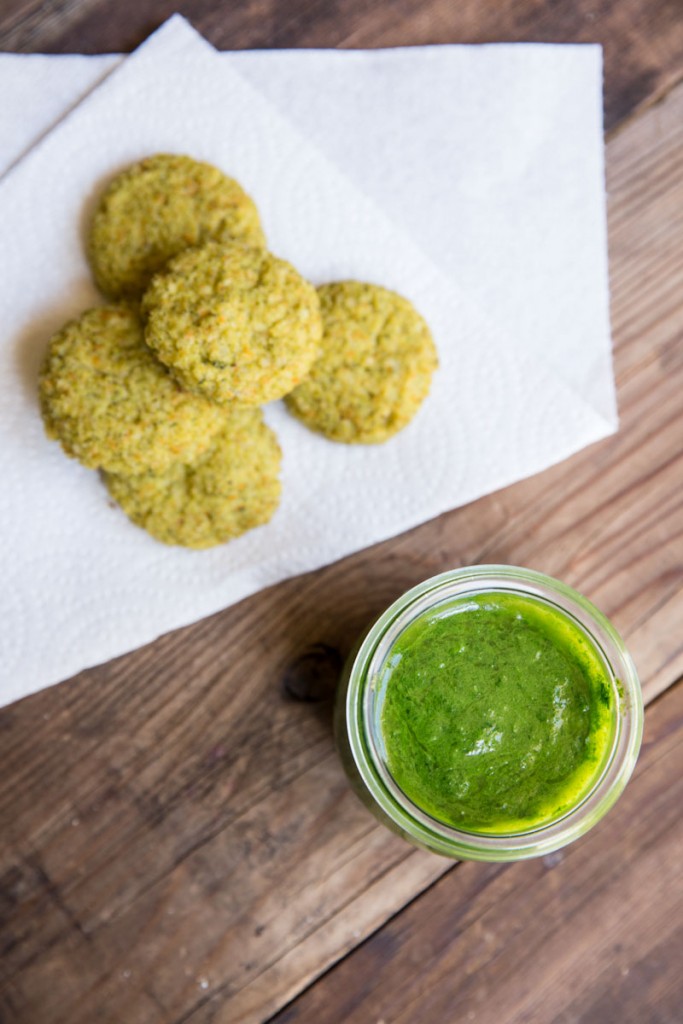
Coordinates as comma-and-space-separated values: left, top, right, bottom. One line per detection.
379, 592, 615, 834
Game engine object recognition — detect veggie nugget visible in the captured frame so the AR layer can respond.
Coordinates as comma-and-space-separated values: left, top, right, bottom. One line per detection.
39, 305, 224, 475
285, 281, 438, 443
142, 241, 322, 406
89, 154, 265, 299
105, 407, 282, 549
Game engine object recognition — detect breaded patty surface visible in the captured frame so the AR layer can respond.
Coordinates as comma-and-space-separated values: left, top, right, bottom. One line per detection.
142, 241, 322, 406
89, 154, 265, 299
105, 407, 281, 548
39, 305, 224, 475
285, 281, 437, 443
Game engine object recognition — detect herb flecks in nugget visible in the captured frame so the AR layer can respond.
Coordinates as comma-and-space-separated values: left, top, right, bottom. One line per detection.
142, 240, 322, 406
285, 281, 438, 443
89, 154, 265, 299
105, 408, 282, 549
39, 305, 224, 475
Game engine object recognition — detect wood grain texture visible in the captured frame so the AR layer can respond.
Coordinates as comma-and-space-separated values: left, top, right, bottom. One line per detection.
1, 10, 683, 1024
0, 0, 682, 130
272, 679, 683, 1024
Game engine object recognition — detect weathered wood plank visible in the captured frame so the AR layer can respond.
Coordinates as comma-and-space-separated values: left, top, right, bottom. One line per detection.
0, 0, 683, 130
271, 679, 683, 1024
1, 23, 683, 1024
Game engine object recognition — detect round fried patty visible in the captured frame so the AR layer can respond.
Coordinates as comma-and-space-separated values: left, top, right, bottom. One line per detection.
105, 407, 282, 548
89, 153, 265, 299
142, 240, 322, 406
285, 281, 437, 443
39, 305, 224, 475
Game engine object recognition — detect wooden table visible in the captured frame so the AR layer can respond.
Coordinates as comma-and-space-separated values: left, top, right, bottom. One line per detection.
1, 3, 682, 1022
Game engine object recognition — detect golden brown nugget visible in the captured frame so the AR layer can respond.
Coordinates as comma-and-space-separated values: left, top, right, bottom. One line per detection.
105, 408, 281, 549
285, 281, 438, 443
89, 154, 265, 299
39, 305, 225, 475
142, 241, 322, 406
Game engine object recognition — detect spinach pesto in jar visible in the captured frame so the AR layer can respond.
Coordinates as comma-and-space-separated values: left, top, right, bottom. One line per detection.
338, 567, 643, 860
378, 591, 616, 835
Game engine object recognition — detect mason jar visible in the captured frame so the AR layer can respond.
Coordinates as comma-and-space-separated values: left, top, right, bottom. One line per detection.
335, 565, 643, 861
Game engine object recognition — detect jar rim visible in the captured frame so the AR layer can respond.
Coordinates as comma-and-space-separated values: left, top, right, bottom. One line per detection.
344, 566, 643, 861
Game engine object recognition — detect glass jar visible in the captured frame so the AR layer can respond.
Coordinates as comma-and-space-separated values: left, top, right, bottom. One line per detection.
335, 566, 643, 861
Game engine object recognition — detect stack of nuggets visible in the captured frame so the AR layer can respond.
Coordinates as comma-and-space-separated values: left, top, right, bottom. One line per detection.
39, 154, 438, 549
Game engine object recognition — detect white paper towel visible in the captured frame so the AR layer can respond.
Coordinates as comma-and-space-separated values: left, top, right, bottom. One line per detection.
0, 17, 615, 706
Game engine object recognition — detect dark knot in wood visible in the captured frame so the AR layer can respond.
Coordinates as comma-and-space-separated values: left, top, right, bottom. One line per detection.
282, 643, 344, 702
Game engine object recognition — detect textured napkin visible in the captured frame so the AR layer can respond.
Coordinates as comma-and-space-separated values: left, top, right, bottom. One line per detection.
0, 17, 615, 706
